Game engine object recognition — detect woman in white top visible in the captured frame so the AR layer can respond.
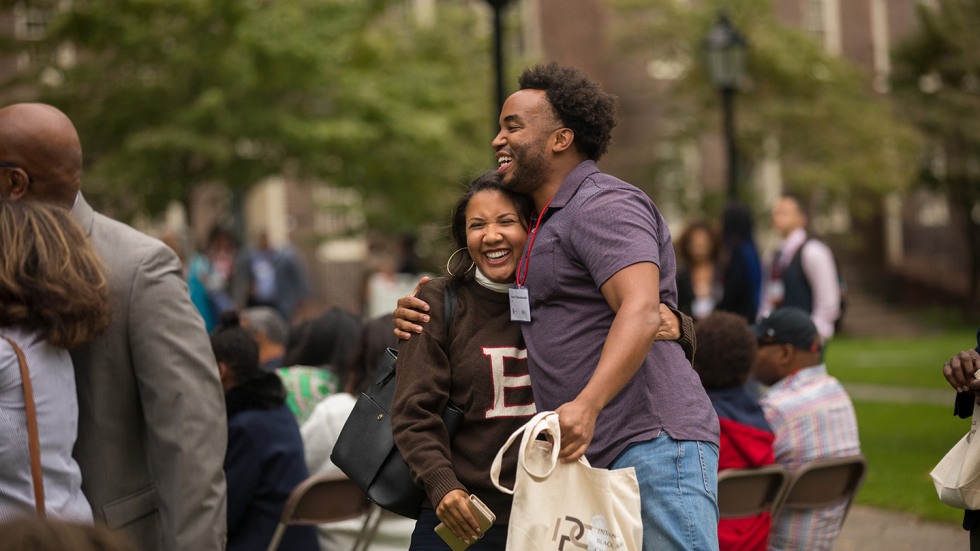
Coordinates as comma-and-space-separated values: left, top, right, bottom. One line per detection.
301, 313, 415, 551
0, 199, 110, 522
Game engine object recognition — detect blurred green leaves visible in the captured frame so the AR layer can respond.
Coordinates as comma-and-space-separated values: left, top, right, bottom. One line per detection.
0, 0, 495, 232
891, 0, 980, 304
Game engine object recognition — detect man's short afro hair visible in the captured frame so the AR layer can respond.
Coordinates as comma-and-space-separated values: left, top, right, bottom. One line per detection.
518, 62, 617, 161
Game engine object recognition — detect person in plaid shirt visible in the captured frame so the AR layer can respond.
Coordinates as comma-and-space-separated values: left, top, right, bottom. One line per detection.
752, 307, 860, 551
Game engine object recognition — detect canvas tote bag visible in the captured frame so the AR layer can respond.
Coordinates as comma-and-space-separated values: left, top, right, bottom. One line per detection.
932, 408, 980, 509
490, 411, 642, 550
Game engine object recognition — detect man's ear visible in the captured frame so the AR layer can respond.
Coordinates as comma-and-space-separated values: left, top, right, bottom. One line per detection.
551, 128, 574, 153
777, 344, 797, 371
217, 361, 232, 387
2, 169, 30, 200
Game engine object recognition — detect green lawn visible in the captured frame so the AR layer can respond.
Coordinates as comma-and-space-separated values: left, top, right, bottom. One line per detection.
823, 327, 978, 524
827, 329, 977, 389
852, 400, 965, 523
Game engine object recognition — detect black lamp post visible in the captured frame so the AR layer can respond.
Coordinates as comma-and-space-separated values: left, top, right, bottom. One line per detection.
703, 11, 747, 201
484, 0, 514, 117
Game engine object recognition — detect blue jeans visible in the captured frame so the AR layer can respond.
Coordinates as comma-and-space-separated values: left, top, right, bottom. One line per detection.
610, 433, 720, 551
409, 508, 508, 551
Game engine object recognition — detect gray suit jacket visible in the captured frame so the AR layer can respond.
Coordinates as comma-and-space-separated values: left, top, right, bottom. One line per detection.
71, 195, 228, 550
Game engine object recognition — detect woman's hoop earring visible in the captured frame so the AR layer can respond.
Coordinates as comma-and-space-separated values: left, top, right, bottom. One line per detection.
446, 248, 475, 277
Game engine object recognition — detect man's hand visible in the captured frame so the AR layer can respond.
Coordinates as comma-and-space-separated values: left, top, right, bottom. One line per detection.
655, 303, 680, 341
943, 348, 980, 395
436, 489, 482, 544
391, 276, 432, 340
554, 398, 600, 463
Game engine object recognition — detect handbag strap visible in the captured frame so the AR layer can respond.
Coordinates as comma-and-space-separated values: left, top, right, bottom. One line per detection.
2, 336, 45, 519
443, 280, 457, 344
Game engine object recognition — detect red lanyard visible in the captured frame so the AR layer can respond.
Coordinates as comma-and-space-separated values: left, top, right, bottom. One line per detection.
515, 196, 554, 287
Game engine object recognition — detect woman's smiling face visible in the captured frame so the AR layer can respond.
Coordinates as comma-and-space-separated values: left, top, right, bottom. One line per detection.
465, 189, 528, 284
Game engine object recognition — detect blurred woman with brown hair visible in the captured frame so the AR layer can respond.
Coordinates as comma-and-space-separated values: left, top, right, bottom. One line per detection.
0, 199, 110, 522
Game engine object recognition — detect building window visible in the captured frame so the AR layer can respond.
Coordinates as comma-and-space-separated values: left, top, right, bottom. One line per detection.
803, 0, 826, 43
14, 2, 52, 41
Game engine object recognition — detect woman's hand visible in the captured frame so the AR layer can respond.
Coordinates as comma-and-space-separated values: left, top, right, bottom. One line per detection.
436, 489, 482, 544
654, 303, 680, 341
392, 276, 432, 340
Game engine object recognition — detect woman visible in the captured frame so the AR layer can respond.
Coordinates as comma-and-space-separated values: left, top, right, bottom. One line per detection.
392, 171, 536, 549
301, 314, 415, 551
210, 311, 318, 551
0, 199, 110, 522
716, 202, 763, 322
675, 220, 721, 320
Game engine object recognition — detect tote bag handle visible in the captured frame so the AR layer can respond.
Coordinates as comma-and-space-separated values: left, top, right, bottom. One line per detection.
2, 336, 45, 519
491, 411, 562, 495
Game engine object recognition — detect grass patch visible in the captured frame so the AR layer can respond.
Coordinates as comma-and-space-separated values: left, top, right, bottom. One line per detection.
853, 399, 966, 524
827, 328, 977, 389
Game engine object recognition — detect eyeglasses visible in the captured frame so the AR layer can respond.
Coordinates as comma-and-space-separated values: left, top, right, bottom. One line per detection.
0, 161, 34, 183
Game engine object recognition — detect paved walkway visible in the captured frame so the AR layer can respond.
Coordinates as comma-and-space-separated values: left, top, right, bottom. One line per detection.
844, 383, 952, 406
835, 505, 964, 550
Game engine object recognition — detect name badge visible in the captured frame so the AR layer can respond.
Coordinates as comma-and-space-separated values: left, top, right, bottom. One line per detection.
768, 280, 785, 305
509, 287, 531, 322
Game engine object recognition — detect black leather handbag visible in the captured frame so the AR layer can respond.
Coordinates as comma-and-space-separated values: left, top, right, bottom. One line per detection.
331, 281, 463, 519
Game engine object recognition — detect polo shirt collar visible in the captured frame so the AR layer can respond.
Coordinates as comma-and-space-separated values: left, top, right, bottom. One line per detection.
544, 160, 600, 212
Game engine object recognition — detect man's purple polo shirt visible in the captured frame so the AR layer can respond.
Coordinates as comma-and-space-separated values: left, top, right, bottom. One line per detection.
520, 161, 719, 468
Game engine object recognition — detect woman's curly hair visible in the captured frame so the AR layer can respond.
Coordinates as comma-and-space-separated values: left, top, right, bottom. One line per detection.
518, 62, 618, 161
676, 220, 720, 267
0, 200, 110, 349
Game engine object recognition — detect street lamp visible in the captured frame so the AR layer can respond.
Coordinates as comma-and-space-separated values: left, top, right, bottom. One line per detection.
703, 11, 747, 201
484, 0, 514, 119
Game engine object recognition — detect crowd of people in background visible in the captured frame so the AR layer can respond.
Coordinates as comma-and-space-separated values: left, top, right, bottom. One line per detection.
675, 193, 842, 342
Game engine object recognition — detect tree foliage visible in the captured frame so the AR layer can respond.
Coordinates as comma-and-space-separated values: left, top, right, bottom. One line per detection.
610, 0, 920, 220
891, 0, 980, 304
0, 0, 496, 232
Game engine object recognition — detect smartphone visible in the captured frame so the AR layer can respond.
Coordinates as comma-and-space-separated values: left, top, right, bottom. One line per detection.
434, 494, 496, 551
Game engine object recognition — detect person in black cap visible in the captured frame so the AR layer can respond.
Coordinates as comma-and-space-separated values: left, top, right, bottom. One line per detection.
752, 306, 860, 551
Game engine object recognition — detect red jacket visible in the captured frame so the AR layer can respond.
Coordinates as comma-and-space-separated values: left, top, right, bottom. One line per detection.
718, 417, 776, 551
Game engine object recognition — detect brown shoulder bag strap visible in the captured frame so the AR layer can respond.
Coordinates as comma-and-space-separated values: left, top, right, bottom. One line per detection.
2, 336, 45, 519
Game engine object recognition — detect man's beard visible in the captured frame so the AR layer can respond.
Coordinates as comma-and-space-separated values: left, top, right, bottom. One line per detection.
505, 143, 549, 198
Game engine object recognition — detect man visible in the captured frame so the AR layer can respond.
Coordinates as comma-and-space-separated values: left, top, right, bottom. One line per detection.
763, 193, 841, 342
0, 103, 227, 550
240, 306, 289, 371
397, 63, 719, 550
940, 329, 980, 549
232, 231, 309, 321
752, 307, 860, 550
